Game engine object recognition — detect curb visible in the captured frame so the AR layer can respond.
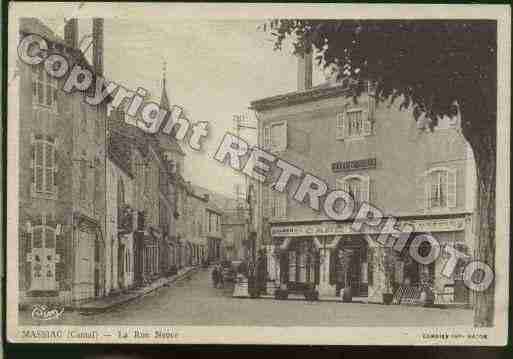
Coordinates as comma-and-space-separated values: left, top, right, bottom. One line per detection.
78, 266, 200, 315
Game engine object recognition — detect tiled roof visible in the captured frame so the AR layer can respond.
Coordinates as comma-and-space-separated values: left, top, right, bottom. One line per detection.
250, 81, 352, 112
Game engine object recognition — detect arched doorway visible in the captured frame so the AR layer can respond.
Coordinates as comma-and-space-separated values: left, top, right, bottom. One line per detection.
332, 235, 368, 297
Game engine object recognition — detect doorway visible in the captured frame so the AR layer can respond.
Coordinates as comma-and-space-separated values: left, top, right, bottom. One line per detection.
281, 238, 320, 290
333, 236, 368, 297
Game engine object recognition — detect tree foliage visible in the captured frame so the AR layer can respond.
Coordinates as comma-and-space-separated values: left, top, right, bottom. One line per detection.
267, 20, 496, 139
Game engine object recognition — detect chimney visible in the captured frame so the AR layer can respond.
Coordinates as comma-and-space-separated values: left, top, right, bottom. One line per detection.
92, 18, 104, 75
297, 48, 313, 91
64, 19, 78, 49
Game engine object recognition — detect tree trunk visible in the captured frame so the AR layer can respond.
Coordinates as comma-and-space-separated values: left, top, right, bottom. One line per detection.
472, 143, 496, 327
460, 114, 496, 327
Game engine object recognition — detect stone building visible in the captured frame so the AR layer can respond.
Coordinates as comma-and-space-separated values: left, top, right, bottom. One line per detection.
106, 125, 135, 293
106, 69, 182, 287
222, 210, 247, 262
251, 52, 476, 303
18, 18, 107, 306
206, 203, 224, 262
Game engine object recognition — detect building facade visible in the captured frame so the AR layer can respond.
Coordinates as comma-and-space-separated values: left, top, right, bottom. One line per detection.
206, 206, 224, 262
251, 54, 476, 304
106, 132, 136, 294
18, 19, 107, 306
222, 210, 248, 262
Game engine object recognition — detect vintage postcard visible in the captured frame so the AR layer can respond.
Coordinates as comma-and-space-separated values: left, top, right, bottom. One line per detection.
5, 2, 510, 345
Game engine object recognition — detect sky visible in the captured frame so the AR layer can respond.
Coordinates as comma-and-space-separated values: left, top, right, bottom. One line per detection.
43, 18, 325, 198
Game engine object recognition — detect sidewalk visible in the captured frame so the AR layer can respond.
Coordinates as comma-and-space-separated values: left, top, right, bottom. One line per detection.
78, 266, 199, 314
250, 292, 469, 308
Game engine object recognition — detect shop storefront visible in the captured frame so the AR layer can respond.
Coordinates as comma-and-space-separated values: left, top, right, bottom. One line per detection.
267, 215, 472, 304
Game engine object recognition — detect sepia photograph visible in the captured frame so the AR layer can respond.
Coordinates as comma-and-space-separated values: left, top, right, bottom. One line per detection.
5, 2, 510, 346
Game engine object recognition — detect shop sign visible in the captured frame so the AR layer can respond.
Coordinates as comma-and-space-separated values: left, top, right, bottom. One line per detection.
332, 158, 376, 172
270, 217, 466, 237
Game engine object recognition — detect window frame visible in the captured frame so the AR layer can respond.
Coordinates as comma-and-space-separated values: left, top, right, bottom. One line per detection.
32, 65, 59, 112
336, 174, 370, 207
263, 185, 287, 219
336, 107, 372, 141
423, 167, 457, 211
31, 134, 58, 199
263, 120, 287, 153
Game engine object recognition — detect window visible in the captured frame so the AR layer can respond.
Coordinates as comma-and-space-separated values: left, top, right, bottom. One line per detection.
336, 108, 372, 140
263, 121, 287, 152
430, 170, 447, 208
32, 65, 58, 110
336, 175, 370, 207
421, 168, 457, 210
32, 135, 56, 196
263, 186, 287, 218
29, 222, 58, 291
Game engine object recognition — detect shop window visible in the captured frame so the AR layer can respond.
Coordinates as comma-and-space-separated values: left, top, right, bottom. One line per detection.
336, 174, 370, 207
31, 134, 57, 198
263, 121, 287, 153
336, 108, 372, 140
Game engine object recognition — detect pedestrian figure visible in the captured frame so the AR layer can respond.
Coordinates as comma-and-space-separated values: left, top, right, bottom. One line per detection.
212, 265, 219, 288
256, 249, 267, 295
217, 264, 225, 288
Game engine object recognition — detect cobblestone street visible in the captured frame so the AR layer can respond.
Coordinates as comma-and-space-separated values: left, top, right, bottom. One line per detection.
20, 268, 473, 327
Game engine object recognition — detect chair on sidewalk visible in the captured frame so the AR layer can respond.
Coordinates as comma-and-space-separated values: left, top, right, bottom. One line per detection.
435, 284, 455, 305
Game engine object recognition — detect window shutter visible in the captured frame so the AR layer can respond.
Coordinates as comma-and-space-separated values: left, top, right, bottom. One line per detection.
279, 192, 287, 217
44, 143, 54, 193
416, 174, 426, 211
53, 140, 59, 189
362, 176, 370, 203
362, 109, 372, 136
280, 121, 287, 151
35, 142, 44, 193
30, 134, 35, 186
263, 126, 270, 150
343, 180, 350, 196
447, 169, 457, 208
336, 112, 345, 140
424, 179, 431, 210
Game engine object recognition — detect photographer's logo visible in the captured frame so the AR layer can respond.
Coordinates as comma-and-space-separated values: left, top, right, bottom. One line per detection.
31, 304, 64, 321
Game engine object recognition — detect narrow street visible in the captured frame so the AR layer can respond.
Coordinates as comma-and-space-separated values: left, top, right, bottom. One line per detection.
20, 268, 473, 327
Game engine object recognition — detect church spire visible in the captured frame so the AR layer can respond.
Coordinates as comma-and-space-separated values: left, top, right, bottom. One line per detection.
160, 60, 170, 110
